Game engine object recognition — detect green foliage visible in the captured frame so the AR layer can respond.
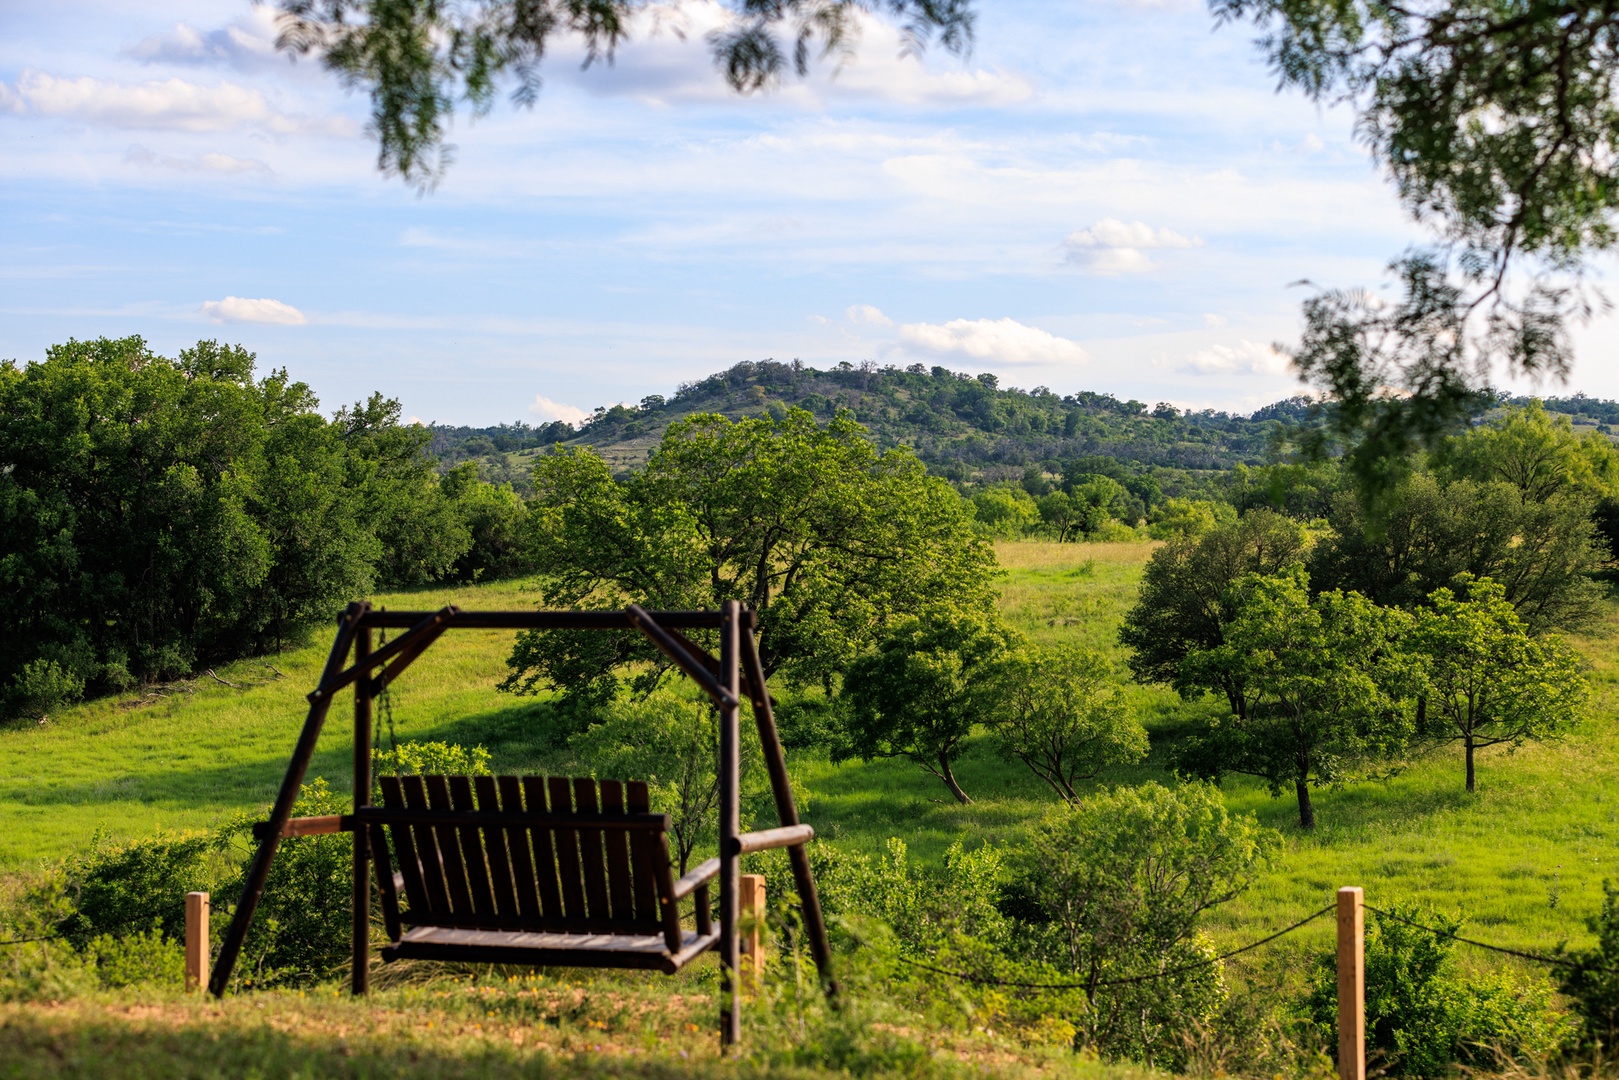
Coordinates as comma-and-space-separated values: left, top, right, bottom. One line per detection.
984, 644, 1147, 801
568, 688, 773, 873
1410, 577, 1587, 792
1173, 568, 1418, 829
1012, 781, 1277, 1067
1309, 472, 1606, 633
1146, 497, 1227, 540
1558, 881, 1619, 1054
56, 831, 217, 949
1440, 404, 1619, 504
837, 605, 1016, 804
786, 837, 1009, 953
275, 0, 972, 187
1119, 509, 1308, 715
439, 462, 532, 581
217, 779, 352, 985
505, 408, 999, 703
8, 659, 84, 721
337, 393, 470, 588
969, 485, 1039, 537
371, 739, 492, 778
1307, 905, 1573, 1077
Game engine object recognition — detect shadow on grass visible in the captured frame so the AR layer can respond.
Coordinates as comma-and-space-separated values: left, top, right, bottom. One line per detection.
0, 1011, 713, 1080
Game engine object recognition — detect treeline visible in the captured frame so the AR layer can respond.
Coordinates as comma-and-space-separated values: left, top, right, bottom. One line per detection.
0, 338, 529, 720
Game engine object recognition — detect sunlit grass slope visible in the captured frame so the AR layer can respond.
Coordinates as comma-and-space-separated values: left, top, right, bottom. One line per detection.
4, 541, 1617, 960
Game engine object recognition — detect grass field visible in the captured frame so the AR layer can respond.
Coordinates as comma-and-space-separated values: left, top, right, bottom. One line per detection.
3, 540, 1615, 962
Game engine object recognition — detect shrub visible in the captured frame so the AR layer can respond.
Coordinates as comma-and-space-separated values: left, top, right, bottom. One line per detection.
372, 739, 491, 778
216, 778, 353, 985
9, 658, 84, 720
1558, 880, 1619, 1054
1307, 904, 1572, 1076
56, 831, 216, 948
1009, 781, 1278, 1068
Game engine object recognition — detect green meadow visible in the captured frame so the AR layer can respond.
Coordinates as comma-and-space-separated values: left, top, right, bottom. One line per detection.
3, 540, 1614, 960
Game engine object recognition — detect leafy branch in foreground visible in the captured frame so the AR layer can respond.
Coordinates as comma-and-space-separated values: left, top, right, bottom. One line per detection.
1215, 0, 1619, 481
274, 0, 974, 187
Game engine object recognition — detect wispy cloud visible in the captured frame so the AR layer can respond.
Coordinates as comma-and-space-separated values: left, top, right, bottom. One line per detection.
846, 304, 893, 326
0, 69, 352, 136
125, 10, 281, 70
1063, 217, 1201, 275
528, 395, 590, 423
900, 317, 1089, 366
125, 144, 270, 175
201, 296, 307, 325
1180, 339, 1290, 376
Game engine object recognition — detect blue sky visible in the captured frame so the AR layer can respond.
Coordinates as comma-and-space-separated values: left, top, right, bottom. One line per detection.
4, 1, 1614, 426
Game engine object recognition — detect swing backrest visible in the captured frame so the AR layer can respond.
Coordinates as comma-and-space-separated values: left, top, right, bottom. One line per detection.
374, 774, 677, 941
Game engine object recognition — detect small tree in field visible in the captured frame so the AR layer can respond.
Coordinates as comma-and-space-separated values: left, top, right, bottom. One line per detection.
1014, 781, 1278, 1067
986, 644, 1147, 801
1174, 568, 1417, 829
838, 605, 1015, 804
1410, 577, 1585, 793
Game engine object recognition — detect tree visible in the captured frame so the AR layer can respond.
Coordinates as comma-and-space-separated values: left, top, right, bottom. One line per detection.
1013, 782, 1277, 1067
337, 393, 470, 587
503, 408, 999, 703
1308, 473, 1605, 633
1118, 509, 1308, 718
1409, 577, 1585, 793
1215, 0, 1619, 483
1173, 568, 1416, 829
272, 0, 973, 187
985, 644, 1147, 801
1439, 403, 1619, 505
837, 604, 1015, 804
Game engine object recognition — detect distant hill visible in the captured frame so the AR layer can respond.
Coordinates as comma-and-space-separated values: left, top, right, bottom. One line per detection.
429, 360, 1317, 489
427, 360, 1619, 493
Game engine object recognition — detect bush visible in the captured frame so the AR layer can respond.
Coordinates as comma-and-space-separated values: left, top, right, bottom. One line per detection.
1307, 904, 1572, 1076
1009, 781, 1278, 1068
56, 831, 216, 948
9, 658, 84, 720
372, 739, 491, 778
1559, 880, 1619, 1054
216, 778, 353, 986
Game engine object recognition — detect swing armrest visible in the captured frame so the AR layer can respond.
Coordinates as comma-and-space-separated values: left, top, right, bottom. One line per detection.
672, 858, 720, 901
251, 815, 353, 840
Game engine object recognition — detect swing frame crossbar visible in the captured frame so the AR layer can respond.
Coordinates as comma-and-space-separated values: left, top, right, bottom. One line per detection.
208, 600, 837, 1046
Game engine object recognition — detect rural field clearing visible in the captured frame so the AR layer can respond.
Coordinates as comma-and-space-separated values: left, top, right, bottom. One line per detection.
4, 540, 1613, 959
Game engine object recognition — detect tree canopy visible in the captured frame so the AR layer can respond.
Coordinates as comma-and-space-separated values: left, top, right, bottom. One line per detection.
502, 407, 1000, 704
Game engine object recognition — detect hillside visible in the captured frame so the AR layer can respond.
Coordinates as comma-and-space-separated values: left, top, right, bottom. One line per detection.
428, 361, 1320, 488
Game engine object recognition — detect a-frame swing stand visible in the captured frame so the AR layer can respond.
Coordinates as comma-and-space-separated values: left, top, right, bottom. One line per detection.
209, 600, 836, 1046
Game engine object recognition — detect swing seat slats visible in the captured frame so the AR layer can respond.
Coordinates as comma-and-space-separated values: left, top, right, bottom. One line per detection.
372, 773, 718, 971
383, 927, 722, 973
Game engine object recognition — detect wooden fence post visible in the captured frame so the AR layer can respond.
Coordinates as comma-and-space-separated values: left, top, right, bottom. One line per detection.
740, 873, 766, 990
1337, 886, 1365, 1080
185, 891, 210, 993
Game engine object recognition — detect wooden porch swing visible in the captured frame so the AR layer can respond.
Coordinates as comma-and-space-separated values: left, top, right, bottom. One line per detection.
209, 600, 836, 1045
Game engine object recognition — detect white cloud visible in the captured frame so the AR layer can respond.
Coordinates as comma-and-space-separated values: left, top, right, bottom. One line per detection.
899, 317, 1089, 366
1181, 339, 1291, 376
0, 69, 351, 136
528, 395, 590, 424
126, 10, 281, 69
1063, 217, 1201, 275
846, 304, 892, 326
1203, 313, 1227, 328
125, 144, 271, 175
201, 296, 307, 325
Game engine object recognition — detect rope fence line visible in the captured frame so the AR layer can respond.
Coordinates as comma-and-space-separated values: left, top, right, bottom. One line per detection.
1362, 904, 1595, 970
0, 905, 183, 948
881, 902, 1338, 991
